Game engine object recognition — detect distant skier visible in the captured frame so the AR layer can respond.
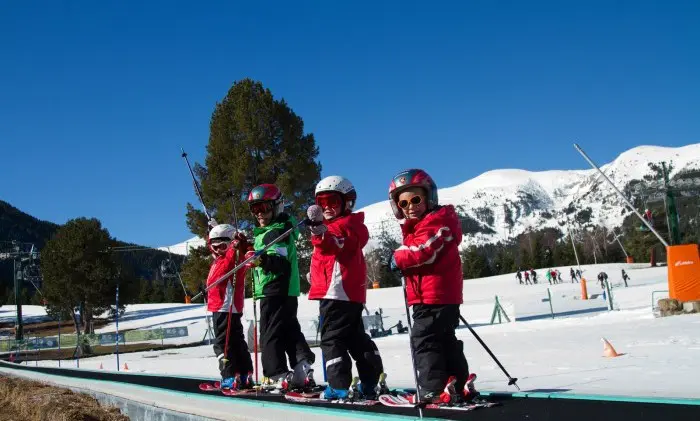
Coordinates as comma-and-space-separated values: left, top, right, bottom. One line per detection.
523, 270, 532, 285
388, 169, 476, 404
597, 272, 609, 289
570, 268, 577, 283
576, 268, 582, 279
516, 270, 523, 285
530, 269, 538, 284
556, 269, 563, 283
545, 269, 553, 285
621, 269, 630, 287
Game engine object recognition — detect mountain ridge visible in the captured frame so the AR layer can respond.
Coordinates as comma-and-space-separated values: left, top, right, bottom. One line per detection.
163, 143, 700, 255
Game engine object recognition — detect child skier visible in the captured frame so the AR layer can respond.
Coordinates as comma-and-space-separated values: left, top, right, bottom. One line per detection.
206, 223, 254, 390
245, 184, 316, 391
388, 169, 473, 404
306, 176, 388, 400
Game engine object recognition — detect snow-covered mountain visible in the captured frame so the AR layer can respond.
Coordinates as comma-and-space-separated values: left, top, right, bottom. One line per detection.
162, 144, 700, 255
158, 236, 205, 255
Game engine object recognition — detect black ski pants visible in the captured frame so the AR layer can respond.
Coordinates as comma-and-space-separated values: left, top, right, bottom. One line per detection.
212, 312, 253, 379
411, 304, 469, 394
320, 299, 384, 390
259, 296, 315, 378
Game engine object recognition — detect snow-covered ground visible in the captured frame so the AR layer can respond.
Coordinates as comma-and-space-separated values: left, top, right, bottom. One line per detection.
5, 262, 700, 399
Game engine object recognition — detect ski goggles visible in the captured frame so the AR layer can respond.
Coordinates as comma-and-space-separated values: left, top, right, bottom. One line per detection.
315, 193, 342, 209
398, 195, 423, 209
210, 241, 230, 251
249, 201, 273, 214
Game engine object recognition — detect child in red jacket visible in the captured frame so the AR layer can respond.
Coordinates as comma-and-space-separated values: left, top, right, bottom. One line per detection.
307, 176, 387, 400
206, 223, 253, 390
388, 169, 472, 404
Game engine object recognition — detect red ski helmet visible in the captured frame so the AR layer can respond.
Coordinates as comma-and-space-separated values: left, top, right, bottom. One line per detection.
388, 169, 438, 218
247, 184, 285, 217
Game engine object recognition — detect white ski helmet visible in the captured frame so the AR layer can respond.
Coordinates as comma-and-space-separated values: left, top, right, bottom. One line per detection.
208, 224, 235, 242
315, 176, 357, 212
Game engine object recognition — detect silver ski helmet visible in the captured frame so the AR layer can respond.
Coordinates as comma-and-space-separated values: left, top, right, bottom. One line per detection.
315, 175, 357, 213
388, 169, 438, 219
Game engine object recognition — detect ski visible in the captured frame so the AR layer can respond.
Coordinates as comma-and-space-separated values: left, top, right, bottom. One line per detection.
198, 381, 221, 392
378, 394, 477, 411
221, 387, 271, 396
379, 373, 499, 411
284, 391, 379, 406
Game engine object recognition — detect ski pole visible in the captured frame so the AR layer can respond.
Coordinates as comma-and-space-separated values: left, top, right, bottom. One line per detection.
191, 218, 309, 302
230, 189, 239, 232
253, 296, 259, 384
181, 148, 213, 222
458, 315, 519, 390
400, 277, 423, 419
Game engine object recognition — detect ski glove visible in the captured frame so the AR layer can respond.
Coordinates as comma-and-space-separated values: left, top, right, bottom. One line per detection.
244, 250, 260, 267
309, 224, 328, 236
207, 218, 219, 232
232, 232, 250, 253
389, 255, 400, 272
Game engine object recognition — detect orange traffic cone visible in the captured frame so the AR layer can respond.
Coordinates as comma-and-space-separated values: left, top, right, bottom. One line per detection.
99, 363, 103, 369
602, 338, 620, 357
123, 363, 129, 371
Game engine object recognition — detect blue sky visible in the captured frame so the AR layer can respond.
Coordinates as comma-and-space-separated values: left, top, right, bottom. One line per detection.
1, 1, 698, 247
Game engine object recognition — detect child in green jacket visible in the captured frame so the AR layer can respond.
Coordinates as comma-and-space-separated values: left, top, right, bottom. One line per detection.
245, 183, 316, 390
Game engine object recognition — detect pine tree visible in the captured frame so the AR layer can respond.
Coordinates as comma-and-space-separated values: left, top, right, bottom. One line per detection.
138, 279, 153, 303
164, 281, 179, 303
181, 246, 211, 299
461, 246, 492, 279
182, 79, 321, 299
149, 280, 165, 303
374, 222, 402, 288
40, 218, 119, 335
296, 232, 313, 294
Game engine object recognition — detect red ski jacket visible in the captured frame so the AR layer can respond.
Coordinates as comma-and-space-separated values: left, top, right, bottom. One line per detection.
206, 246, 248, 313
308, 212, 369, 303
393, 205, 463, 306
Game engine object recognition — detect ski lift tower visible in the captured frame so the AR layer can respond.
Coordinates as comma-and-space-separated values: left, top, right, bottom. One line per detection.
630, 162, 700, 245
0, 241, 41, 341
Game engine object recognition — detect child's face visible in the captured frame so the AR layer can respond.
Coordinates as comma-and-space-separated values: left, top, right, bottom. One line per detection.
250, 201, 274, 227
316, 192, 343, 220
210, 240, 229, 257
397, 187, 427, 219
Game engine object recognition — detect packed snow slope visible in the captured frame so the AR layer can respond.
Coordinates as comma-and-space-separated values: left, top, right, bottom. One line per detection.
15, 262, 700, 400
162, 143, 700, 255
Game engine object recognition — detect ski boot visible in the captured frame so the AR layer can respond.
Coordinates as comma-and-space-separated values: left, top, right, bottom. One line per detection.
258, 371, 293, 392
291, 359, 316, 391
220, 376, 236, 390
463, 373, 480, 402
233, 372, 254, 390
320, 385, 350, 400
272, 371, 294, 391
358, 372, 390, 400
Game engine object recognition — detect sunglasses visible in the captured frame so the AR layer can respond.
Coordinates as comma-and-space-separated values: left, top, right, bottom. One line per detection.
250, 202, 273, 215
211, 241, 229, 251
316, 194, 342, 209
398, 195, 423, 209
